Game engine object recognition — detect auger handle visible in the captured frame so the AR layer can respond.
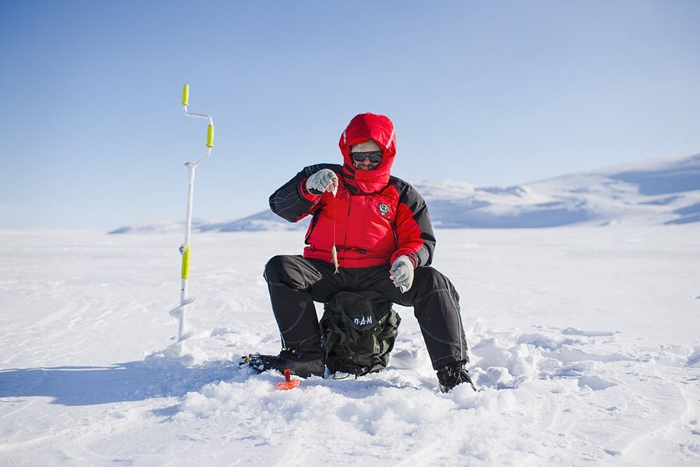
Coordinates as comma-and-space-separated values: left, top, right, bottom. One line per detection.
181, 84, 214, 149
206, 125, 214, 148
182, 84, 190, 107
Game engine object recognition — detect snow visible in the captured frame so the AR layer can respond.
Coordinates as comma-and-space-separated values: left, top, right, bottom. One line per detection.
1, 225, 699, 466
2, 153, 700, 465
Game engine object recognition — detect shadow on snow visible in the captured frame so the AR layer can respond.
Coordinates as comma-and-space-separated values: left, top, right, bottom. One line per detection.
0, 359, 237, 407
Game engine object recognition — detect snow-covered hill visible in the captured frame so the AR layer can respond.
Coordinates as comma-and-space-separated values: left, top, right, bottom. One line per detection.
110, 153, 700, 233
421, 153, 700, 228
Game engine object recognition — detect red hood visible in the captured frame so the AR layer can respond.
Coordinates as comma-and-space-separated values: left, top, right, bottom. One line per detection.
338, 113, 396, 194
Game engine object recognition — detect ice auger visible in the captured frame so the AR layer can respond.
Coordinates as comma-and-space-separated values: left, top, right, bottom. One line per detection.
168, 84, 214, 355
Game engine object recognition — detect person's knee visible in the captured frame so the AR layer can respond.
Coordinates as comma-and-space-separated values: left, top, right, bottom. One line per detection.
414, 267, 445, 289
264, 255, 322, 289
264, 255, 292, 284
414, 267, 460, 301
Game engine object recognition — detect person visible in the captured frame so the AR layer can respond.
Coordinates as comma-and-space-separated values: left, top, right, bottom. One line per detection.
254, 112, 475, 392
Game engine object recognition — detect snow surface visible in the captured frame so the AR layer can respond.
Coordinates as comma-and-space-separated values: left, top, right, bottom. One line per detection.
1, 225, 700, 466
3, 154, 700, 465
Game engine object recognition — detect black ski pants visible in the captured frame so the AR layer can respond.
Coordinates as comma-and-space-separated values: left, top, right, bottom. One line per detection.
263, 255, 469, 370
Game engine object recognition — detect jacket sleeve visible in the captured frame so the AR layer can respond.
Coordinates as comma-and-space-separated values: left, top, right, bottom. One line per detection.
391, 181, 436, 268
269, 164, 340, 222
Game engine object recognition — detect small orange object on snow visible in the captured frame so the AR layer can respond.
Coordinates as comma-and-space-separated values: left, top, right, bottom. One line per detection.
277, 369, 301, 390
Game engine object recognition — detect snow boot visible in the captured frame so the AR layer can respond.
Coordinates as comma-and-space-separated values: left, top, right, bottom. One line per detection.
437, 360, 476, 393
242, 349, 325, 378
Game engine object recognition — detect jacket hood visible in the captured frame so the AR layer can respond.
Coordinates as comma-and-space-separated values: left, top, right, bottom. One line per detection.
338, 113, 396, 194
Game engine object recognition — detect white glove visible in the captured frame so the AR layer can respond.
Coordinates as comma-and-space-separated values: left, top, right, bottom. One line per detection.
306, 169, 338, 196
390, 256, 414, 293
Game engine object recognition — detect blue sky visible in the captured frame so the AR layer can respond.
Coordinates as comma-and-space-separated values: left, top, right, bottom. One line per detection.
1, 0, 698, 230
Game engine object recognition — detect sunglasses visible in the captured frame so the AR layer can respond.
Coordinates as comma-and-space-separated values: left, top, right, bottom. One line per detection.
351, 151, 383, 164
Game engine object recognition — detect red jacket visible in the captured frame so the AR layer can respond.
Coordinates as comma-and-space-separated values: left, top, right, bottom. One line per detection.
269, 113, 435, 269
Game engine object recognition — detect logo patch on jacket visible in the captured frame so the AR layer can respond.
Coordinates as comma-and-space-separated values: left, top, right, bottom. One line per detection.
378, 203, 390, 216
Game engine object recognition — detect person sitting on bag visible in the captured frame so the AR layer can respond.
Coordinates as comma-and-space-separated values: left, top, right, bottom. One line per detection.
253, 112, 475, 393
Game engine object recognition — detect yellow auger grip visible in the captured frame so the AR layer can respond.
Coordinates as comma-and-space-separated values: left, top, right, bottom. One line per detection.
206, 125, 214, 148
181, 244, 191, 279
182, 84, 190, 107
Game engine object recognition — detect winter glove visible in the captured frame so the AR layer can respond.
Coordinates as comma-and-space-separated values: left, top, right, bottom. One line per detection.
390, 255, 414, 293
306, 169, 338, 196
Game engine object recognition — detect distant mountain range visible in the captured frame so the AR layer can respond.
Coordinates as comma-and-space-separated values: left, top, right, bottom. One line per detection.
110, 153, 700, 234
